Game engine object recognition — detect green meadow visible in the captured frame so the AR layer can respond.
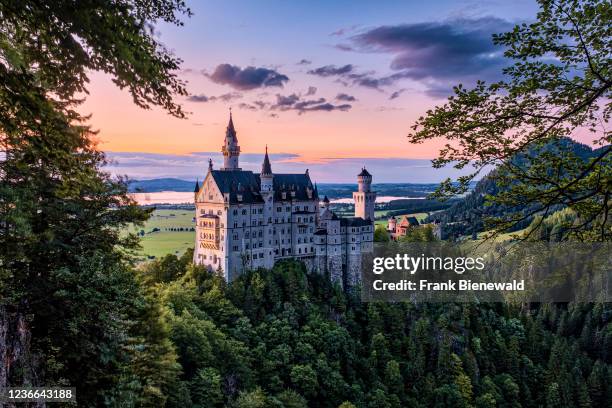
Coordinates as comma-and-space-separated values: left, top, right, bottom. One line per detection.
130, 209, 195, 258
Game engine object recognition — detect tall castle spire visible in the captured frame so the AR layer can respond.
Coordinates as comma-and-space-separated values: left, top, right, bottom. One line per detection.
260, 145, 274, 193
261, 145, 272, 175
221, 109, 241, 170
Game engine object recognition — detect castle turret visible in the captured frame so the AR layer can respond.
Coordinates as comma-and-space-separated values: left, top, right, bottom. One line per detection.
320, 195, 330, 211
387, 215, 397, 233
260, 145, 273, 192
221, 110, 241, 170
193, 179, 200, 201
353, 167, 376, 221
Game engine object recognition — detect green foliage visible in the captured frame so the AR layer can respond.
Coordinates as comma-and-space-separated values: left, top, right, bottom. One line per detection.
140, 258, 612, 407
374, 225, 391, 242
409, 0, 611, 240
398, 225, 436, 242
0, 0, 190, 404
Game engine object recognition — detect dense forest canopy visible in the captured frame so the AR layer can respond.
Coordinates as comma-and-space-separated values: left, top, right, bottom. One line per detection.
136, 255, 612, 408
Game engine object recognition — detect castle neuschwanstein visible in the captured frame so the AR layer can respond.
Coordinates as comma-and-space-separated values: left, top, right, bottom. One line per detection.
193, 113, 375, 287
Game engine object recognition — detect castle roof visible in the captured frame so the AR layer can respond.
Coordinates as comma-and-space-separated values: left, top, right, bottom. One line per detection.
322, 195, 330, 203
340, 217, 372, 227
358, 167, 371, 177
194, 179, 200, 193
210, 170, 317, 204
399, 215, 420, 227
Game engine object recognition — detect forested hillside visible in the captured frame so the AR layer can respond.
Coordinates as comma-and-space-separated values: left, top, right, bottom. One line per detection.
136, 253, 612, 407
427, 139, 608, 239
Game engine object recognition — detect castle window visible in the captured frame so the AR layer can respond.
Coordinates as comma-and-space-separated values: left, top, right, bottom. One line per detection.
218, 210, 222, 215
242, 209, 247, 215
277, 207, 281, 212
233, 210, 238, 215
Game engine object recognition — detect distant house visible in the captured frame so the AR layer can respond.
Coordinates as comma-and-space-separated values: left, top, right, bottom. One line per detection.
387, 215, 419, 240
386, 215, 442, 240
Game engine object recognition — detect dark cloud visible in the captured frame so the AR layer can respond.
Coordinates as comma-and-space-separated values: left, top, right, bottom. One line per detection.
271, 94, 351, 115
336, 93, 357, 102
275, 93, 300, 108
186, 92, 242, 103
297, 102, 351, 114
389, 89, 406, 100
238, 102, 258, 111
307, 64, 354, 77
207, 64, 289, 90
305, 86, 317, 96
297, 59, 312, 65
306, 63, 394, 91
330, 25, 360, 37
335, 44, 355, 52
187, 94, 209, 102
344, 17, 513, 96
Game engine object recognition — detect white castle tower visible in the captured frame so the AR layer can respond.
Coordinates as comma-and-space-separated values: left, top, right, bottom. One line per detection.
221, 110, 241, 170
353, 167, 376, 221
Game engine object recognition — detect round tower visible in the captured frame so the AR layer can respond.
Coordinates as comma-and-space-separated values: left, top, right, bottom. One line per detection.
387, 215, 397, 232
353, 167, 376, 221
260, 146, 273, 192
357, 167, 372, 192
221, 110, 241, 170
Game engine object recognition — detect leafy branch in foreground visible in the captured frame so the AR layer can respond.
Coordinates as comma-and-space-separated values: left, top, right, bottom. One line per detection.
0, 0, 191, 404
408, 0, 611, 241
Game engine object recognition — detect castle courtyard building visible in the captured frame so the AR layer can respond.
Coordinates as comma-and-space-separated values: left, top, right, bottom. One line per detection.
193, 113, 374, 287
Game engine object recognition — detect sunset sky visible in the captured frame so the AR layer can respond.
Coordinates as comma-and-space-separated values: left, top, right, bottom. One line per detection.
87, 0, 544, 182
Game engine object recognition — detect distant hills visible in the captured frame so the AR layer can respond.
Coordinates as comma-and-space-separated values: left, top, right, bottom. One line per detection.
128, 178, 195, 193
427, 138, 608, 238
128, 178, 452, 199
